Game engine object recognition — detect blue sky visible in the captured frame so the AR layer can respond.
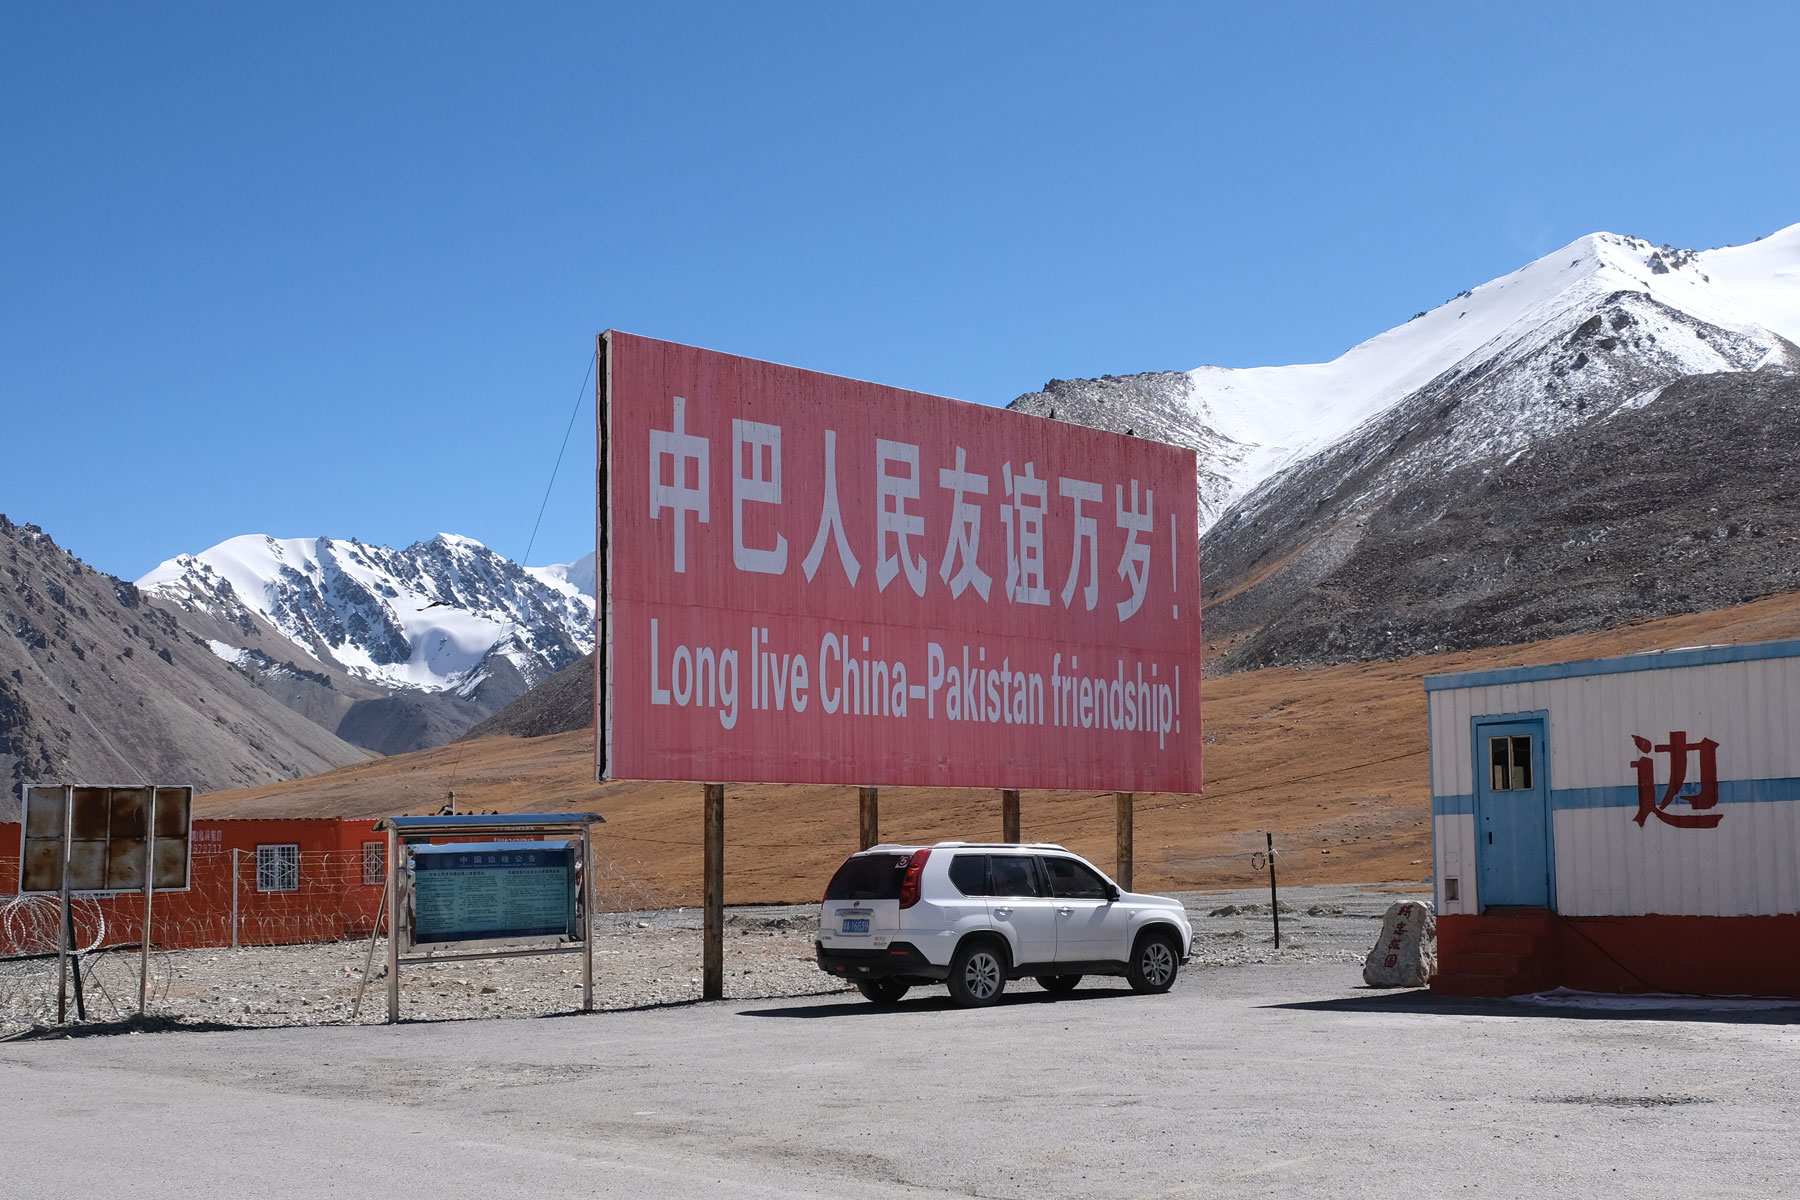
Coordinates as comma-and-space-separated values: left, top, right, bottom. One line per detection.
4, 3, 1796, 580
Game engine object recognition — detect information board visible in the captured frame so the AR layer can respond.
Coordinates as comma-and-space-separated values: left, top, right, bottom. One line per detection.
409, 841, 577, 946
598, 332, 1205, 792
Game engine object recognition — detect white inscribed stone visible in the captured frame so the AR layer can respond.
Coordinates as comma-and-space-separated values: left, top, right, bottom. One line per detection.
1362, 900, 1436, 988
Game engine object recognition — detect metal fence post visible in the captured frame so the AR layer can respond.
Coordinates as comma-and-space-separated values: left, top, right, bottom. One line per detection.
230, 848, 240, 949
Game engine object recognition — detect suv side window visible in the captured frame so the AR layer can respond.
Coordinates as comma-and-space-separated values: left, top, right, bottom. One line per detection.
987, 854, 1042, 898
948, 854, 990, 896
1041, 856, 1110, 900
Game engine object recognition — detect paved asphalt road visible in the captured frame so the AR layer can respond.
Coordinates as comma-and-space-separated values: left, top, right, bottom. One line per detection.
4, 963, 1797, 1198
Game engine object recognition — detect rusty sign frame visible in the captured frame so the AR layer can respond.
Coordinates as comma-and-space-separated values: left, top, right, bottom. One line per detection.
19, 783, 195, 1023
20, 784, 194, 894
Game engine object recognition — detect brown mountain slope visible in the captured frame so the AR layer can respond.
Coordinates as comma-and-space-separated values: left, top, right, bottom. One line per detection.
1, 517, 369, 816
198, 589, 1800, 905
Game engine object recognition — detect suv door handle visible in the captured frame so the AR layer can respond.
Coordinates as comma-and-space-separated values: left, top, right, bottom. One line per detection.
993, 906, 1013, 917
1057, 906, 1073, 915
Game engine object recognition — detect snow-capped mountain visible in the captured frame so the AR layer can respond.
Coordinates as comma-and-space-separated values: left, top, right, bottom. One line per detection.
1011, 222, 1800, 671
529, 550, 596, 599
1012, 224, 1800, 533
141, 533, 594, 698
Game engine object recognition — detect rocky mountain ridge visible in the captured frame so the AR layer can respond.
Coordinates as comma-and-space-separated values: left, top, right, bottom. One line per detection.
138, 532, 595, 753
1008, 224, 1800, 670
0, 515, 368, 813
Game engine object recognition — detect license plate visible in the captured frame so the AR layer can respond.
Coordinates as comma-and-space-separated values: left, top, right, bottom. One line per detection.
841, 918, 870, 933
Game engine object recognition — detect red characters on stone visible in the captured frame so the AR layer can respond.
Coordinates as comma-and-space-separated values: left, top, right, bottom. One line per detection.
1630, 732, 1724, 829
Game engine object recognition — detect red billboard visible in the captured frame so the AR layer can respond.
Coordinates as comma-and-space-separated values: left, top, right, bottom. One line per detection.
597, 332, 1202, 792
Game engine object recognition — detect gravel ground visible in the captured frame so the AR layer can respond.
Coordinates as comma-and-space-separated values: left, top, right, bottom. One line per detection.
0, 883, 1421, 1036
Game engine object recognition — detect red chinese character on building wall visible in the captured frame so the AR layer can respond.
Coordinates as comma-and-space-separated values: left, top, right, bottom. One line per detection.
1630, 732, 1724, 830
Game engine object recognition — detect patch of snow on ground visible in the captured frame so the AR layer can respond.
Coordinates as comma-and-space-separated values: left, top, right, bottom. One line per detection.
205, 639, 249, 667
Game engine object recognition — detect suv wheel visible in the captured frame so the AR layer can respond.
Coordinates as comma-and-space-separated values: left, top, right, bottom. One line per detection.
1127, 931, 1179, 994
948, 940, 1007, 1007
1035, 974, 1082, 995
856, 979, 910, 1005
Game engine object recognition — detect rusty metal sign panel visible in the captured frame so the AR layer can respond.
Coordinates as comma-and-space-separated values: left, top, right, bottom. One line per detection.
19, 784, 193, 893
597, 332, 1205, 791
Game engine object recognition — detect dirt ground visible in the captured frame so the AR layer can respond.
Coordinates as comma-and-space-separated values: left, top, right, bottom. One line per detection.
1, 885, 1406, 1037
197, 591, 1800, 906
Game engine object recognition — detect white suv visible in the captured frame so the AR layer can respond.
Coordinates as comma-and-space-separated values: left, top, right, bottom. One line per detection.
814, 842, 1193, 1007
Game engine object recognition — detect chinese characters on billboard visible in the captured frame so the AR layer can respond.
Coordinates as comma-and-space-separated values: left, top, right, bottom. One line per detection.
598, 332, 1203, 792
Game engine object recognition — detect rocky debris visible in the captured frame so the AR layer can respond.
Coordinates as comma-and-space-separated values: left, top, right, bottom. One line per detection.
1362, 899, 1436, 988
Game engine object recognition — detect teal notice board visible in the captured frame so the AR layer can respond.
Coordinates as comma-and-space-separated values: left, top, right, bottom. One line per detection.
411, 841, 577, 945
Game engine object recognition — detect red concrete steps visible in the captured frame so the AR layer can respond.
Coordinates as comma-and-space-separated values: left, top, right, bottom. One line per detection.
1432, 909, 1558, 998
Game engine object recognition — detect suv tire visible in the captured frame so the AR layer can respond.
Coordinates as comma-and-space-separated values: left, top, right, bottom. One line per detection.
1036, 974, 1082, 994
948, 939, 1008, 1008
1127, 931, 1179, 994
856, 979, 910, 1005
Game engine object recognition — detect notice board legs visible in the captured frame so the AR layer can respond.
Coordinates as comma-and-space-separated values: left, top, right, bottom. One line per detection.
1115, 792, 1133, 891
386, 826, 400, 1024
703, 783, 725, 1001
1002, 790, 1021, 843
858, 787, 879, 850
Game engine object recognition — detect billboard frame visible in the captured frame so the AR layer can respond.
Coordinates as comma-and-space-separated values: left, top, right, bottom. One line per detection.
591, 330, 1204, 1000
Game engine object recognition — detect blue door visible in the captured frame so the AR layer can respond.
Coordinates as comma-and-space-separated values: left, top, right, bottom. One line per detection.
1473, 716, 1551, 909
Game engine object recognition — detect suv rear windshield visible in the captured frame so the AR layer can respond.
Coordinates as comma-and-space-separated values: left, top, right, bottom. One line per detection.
824, 852, 913, 901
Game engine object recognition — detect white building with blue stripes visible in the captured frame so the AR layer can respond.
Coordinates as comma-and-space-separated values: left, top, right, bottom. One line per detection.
1425, 640, 1800, 997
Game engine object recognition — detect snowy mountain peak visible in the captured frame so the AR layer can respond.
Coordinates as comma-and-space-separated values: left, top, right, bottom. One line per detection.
140, 533, 594, 694
1012, 222, 1799, 533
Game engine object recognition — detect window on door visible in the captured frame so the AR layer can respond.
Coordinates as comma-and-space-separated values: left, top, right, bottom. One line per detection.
987, 855, 1043, 898
1040, 856, 1109, 900
1489, 735, 1534, 791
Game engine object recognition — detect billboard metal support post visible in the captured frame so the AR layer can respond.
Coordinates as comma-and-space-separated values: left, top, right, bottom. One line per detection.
703, 784, 724, 1001
1115, 792, 1134, 892
139, 788, 158, 1016
858, 787, 879, 850
1002, 790, 1021, 844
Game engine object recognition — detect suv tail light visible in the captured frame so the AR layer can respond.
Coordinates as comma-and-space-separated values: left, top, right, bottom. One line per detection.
898, 849, 932, 909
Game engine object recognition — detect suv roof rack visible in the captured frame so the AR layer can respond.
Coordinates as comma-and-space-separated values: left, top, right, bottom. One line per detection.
858, 841, 1071, 853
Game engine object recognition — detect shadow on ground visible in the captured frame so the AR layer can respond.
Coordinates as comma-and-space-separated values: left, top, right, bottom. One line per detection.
739, 985, 1142, 1018
1272, 987, 1800, 1025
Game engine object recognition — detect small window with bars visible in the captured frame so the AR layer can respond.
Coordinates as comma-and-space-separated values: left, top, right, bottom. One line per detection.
362, 841, 385, 887
1489, 735, 1534, 791
256, 844, 300, 893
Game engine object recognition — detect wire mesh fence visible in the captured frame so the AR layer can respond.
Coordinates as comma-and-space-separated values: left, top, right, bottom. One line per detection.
1, 841, 708, 1034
